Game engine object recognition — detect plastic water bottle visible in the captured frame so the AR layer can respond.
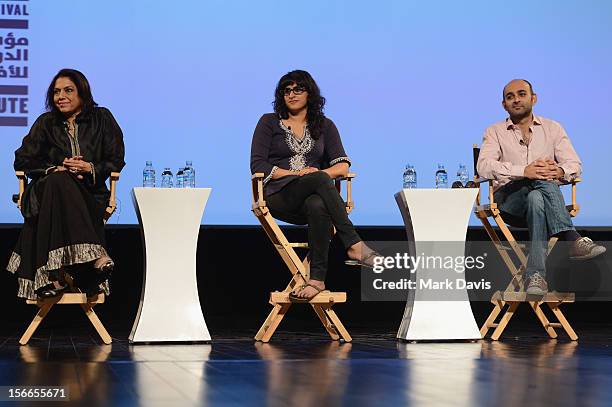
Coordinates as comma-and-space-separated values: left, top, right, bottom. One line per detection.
403, 164, 417, 189
456, 164, 469, 186
161, 168, 173, 188
435, 164, 448, 189
183, 160, 195, 188
143, 161, 156, 187
176, 167, 185, 188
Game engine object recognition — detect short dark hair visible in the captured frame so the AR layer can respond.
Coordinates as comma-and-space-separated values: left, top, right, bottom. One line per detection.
46, 68, 97, 115
273, 70, 326, 140
502, 79, 535, 99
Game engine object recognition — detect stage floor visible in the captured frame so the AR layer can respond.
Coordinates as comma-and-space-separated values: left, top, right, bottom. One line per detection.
1, 326, 611, 406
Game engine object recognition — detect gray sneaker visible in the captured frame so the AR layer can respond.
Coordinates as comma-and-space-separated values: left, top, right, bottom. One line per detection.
569, 237, 607, 260
526, 273, 548, 296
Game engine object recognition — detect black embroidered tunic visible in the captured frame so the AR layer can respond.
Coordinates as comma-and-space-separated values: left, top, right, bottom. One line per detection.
250, 113, 351, 196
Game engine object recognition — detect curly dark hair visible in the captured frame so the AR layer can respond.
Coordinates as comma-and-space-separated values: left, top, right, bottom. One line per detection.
273, 70, 326, 140
46, 68, 97, 117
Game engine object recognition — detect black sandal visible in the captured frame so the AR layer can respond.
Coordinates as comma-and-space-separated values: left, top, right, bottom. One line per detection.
94, 260, 114, 283
345, 251, 381, 270
85, 285, 104, 299
36, 283, 69, 299
288, 283, 325, 303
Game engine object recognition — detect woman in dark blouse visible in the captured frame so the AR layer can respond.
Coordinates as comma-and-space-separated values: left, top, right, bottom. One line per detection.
7, 68, 125, 299
251, 70, 375, 301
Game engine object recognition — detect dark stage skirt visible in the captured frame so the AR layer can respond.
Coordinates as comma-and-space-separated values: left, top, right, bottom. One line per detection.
6, 171, 110, 300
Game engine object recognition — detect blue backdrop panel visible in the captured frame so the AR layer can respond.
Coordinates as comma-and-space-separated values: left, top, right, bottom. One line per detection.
1, 0, 610, 225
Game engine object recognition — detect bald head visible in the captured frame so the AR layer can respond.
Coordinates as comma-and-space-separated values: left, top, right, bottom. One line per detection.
503, 79, 534, 99
502, 79, 537, 120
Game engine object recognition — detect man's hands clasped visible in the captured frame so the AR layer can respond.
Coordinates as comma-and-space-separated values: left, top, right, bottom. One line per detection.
524, 158, 564, 181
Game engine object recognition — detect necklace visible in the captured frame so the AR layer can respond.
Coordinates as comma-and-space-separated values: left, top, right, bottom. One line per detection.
279, 120, 313, 171
66, 121, 75, 137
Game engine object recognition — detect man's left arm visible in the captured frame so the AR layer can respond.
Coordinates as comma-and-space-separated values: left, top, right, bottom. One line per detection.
554, 123, 582, 182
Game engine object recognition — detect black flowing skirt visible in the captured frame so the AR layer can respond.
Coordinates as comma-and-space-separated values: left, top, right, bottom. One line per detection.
6, 171, 110, 299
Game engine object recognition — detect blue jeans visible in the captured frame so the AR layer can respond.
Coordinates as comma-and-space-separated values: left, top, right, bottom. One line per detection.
494, 180, 575, 278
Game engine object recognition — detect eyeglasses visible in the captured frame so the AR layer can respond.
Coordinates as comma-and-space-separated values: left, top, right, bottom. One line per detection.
283, 86, 306, 96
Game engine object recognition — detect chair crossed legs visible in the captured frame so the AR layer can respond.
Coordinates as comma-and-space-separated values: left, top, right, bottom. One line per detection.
472, 145, 579, 341
15, 171, 120, 345
251, 173, 354, 343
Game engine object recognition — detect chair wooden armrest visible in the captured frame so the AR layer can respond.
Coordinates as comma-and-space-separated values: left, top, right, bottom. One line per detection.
472, 176, 498, 211
474, 175, 581, 216
559, 177, 581, 185
104, 172, 121, 221
335, 172, 356, 213
14, 171, 27, 209
13, 171, 121, 219
251, 171, 356, 213
561, 178, 580, 217
473, 177, 490, 185
251, 173, 266, 211
337, 172, 356, 181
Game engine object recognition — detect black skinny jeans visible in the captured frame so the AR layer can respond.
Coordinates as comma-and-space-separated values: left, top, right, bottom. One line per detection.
266, 171, 361, 281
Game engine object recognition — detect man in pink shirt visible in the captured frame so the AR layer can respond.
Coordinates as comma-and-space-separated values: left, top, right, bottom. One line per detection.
477, 79, 606, 296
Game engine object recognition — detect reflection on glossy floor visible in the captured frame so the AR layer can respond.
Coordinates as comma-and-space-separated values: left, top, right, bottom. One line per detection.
1, 326, 612, 406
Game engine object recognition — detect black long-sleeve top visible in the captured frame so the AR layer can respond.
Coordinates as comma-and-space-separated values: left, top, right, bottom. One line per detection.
250, 113, 351, 196
14, 107, 126, 209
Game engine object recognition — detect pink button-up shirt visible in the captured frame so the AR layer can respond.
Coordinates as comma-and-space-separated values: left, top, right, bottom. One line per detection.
477, 115, 582, 190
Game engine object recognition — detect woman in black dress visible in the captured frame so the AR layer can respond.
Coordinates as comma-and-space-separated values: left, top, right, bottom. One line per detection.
251, 70, 375, 301
7, 68, 125, 299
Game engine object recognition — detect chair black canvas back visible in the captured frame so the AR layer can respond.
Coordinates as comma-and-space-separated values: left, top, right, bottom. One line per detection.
472, 146, 480, 178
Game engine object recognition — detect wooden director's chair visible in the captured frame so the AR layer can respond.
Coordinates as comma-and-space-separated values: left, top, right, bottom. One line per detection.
472, 145, 579, 341
251, 172, 354, 343
13, 170, 120, 345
